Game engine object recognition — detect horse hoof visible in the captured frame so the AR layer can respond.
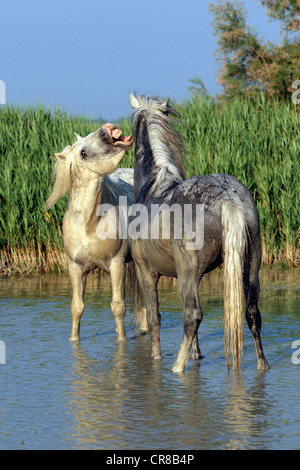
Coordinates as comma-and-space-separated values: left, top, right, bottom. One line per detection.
116, 333, 127, 342
172, 365, 185, 374
140, 330, 149, 335
190, 352, 204, 360
151, 349, 162, 360
69, 335, 80, 342
171, 359, 186, 373
139, 328, 150, 334
257, 358, 270, 370
151, 354, 162, 361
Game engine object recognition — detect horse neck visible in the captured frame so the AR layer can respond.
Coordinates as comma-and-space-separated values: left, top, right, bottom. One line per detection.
67, 172, 104, 223
134, 115, 183, 203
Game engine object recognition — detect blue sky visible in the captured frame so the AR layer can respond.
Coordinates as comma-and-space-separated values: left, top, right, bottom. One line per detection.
1, 0, 282, 121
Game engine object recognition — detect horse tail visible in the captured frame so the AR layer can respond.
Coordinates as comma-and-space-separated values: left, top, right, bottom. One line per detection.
222, 201, 247, 370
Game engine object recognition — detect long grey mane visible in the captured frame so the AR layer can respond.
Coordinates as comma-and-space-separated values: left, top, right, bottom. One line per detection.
131, 95, 186, 196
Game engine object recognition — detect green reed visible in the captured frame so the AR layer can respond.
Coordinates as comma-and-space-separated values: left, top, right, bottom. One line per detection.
175, 95, 299, 265
0, 96, 299, 274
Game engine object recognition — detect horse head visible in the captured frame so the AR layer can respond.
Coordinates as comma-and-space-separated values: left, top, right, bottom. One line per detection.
55, 124, 133, 176
45, 125, 133, 209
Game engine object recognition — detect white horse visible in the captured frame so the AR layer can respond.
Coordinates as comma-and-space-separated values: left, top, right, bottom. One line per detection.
45, 123, 147, 342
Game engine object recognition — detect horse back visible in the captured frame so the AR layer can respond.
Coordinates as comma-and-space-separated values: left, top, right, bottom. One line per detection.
133, 173, 260, 277
171, 173, 260, 270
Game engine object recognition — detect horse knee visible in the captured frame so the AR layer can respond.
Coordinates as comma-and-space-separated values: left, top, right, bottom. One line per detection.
146, 310, 161, 330
71, 298, 84, 319
246, 304, 262, 333
111, 300, 125, 319
183, 309, 202, 337
111, 300, 127, 341
70, 299, 85, 341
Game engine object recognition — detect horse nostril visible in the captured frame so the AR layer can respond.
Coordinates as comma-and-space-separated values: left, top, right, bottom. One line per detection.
99, 127, 110, 142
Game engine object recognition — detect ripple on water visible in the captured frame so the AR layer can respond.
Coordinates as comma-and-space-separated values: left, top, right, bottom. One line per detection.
0, 270, 299, 450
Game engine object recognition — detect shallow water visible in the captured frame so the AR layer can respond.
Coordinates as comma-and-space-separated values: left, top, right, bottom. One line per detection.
0, 268, 299, 450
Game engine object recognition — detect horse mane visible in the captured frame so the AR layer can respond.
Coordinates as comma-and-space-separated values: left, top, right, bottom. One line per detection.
44, 145, 74, 210
131, 95, 186, 196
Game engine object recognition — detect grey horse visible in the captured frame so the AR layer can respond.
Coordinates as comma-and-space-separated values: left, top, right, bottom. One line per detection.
128, 92, 270, 373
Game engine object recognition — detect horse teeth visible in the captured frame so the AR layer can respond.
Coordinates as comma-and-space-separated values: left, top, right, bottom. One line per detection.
112, 129, 122, 139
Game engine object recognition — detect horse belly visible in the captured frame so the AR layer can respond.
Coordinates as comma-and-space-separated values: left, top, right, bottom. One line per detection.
144, 240, 177, 277
65, 231, 127, 272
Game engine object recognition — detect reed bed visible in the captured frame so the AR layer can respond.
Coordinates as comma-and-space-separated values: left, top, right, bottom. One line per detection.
176, 96, 299, 266
0, 96, 299, 275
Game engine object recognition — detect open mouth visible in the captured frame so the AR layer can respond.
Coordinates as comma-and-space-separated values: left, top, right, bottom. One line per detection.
102, 123, 133, 147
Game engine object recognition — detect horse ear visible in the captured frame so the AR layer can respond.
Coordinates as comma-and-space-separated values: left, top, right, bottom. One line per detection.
74, 132, 82, 141
55, 152, 67, 163
129, 91, 140, 109
161, 98, 171, 114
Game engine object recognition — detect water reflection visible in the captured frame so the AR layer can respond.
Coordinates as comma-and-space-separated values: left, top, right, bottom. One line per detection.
62, 331, 278, 450
0, 268, 299, 450
219, 371, 272, 449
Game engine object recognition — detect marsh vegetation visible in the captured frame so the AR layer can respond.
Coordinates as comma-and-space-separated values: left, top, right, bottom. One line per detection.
0, 96, 299, 274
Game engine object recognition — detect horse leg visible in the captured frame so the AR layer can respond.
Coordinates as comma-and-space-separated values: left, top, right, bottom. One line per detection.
127, 261, 148, 332
138, 306, 149, 333
136, 274, 149, 332
135, 264, 161, 359
245, 265, 270, 370
191, 335, 204, 360
110, 258, 127, 341
172, 275, 203, 373
68, 258, 87, 342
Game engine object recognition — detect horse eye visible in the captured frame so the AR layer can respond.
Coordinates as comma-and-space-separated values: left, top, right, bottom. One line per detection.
80, 149, 87, 158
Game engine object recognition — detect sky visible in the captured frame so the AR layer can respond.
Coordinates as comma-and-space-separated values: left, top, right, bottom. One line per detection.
1, 0, 282, 121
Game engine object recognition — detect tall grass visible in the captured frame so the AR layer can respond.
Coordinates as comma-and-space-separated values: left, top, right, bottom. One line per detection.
176, 95, 299, 265
0, 105, 103, 274
0, 96, 299, 275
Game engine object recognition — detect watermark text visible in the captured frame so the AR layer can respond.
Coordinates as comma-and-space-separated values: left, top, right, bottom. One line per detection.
0, 340, 6, 364
96, 197, 204, 250
0, 80, 6, 105
291, 340, 300, 365
292, 80, 300, 105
